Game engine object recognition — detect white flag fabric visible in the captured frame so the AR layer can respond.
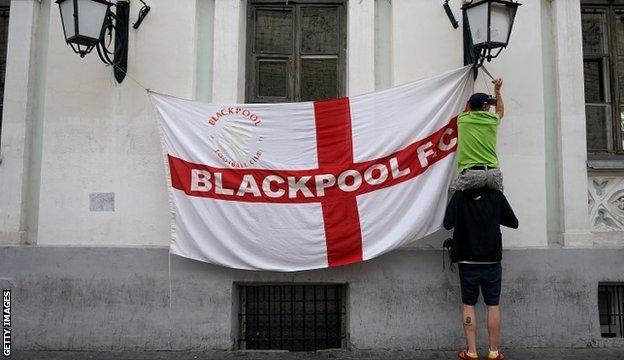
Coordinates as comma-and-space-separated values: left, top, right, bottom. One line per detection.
150, 66, 473, 271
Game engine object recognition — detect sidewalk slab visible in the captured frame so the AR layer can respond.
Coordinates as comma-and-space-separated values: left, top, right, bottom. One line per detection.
9, 348, 624, 360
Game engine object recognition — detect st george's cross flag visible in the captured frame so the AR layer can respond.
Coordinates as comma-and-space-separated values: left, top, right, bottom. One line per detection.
150, 66, 473, 271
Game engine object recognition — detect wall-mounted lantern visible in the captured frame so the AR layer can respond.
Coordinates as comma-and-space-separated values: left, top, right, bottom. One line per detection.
57, 0, 150, 83
462, 0, 521, 64
57, 0, 112, 57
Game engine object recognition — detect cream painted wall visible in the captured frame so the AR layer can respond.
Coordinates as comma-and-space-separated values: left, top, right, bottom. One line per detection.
0, 0, 39, 244
4, 0, 615, 248
474, 0, 549, 248
36, 0, 197, 245
348, 0, 375, 95
551, 0, 593, 245
391, 0, 465, 83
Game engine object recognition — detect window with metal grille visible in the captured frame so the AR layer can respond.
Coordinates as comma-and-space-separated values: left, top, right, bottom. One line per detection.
598, 283, 624, 338
245, 0, 346, 103
237, 284, 347, 351
0, 5, 9, 142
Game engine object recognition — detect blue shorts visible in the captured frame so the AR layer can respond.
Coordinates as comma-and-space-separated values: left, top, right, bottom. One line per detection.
458, 263, 502, 306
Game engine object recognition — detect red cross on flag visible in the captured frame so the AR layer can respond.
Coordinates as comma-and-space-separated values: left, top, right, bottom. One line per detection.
150, 66, 473, 271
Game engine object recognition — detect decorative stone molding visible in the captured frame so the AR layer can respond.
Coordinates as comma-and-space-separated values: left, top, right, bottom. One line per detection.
588, 176, 624, 231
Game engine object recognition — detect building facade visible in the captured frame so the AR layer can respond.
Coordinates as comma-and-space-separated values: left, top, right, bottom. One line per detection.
0, 0, 623, 351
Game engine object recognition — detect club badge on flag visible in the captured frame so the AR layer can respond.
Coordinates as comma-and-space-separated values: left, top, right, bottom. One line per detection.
150, 66, 473, 271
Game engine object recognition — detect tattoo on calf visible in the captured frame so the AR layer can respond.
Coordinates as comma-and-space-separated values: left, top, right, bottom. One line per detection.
464, 316, 472, 326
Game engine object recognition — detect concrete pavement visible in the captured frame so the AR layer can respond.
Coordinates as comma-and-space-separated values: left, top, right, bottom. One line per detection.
9, 349, 624, 360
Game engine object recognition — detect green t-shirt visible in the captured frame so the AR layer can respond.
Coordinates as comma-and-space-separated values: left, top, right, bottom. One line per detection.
457, 111, 500, 172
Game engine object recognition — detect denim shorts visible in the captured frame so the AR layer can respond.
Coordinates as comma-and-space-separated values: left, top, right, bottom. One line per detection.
458, 263, 502, 306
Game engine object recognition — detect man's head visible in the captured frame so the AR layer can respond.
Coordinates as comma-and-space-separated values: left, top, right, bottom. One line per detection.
468, 93, 496, 111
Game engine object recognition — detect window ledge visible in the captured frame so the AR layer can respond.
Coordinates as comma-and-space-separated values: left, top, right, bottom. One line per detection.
587, 154, 624, 171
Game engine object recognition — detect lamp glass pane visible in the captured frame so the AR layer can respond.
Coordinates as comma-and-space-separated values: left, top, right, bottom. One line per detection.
490, 3, 513, 44
59, 0, 76, 39
76, 0, 108, 41
466, 3, 489, 46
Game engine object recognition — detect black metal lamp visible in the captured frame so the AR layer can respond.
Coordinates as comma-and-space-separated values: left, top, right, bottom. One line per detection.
462, 0, 521, 64
57, 0, 112, 57
57, 0, 148, 83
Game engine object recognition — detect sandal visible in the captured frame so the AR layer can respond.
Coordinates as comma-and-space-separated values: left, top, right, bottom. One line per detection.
457, 348, 479, 359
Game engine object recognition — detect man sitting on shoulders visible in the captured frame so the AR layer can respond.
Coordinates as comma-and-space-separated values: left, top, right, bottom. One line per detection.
452, 78, 505, 192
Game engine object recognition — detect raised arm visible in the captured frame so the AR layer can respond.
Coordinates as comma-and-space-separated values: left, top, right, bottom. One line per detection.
493, 78, 504, 120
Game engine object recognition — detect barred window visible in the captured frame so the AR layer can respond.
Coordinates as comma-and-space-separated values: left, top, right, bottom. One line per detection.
246, 0, 346, 103
598, 283, 624, 338
237, 284, 347, 351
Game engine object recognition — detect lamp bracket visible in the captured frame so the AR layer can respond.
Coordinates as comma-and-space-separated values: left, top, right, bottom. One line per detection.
443, 0, 459, 29
133, 0, 150, 29
474, 46, 505, 64
94, 1, 129, 82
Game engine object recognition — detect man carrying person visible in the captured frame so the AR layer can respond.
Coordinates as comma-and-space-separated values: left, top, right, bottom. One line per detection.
444, 77, 517, 360
443, 187, 518, 360
451, 78, 505, 192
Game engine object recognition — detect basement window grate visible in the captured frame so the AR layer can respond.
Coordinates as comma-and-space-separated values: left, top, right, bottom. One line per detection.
598, 283, 624, 338
237, 284, 347, 351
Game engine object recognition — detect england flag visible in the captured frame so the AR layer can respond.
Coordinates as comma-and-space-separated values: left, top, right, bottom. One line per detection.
150, 66, 473, 271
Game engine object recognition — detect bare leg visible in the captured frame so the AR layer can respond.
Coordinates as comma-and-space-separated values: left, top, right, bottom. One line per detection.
462, 304, 477, 354
487, 305, 501, 351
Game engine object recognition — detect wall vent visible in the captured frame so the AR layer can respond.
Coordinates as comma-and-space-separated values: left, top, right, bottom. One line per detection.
237, 284, 347, 351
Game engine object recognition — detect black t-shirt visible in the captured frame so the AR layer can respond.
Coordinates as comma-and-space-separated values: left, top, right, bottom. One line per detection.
443, 188, 518, 262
